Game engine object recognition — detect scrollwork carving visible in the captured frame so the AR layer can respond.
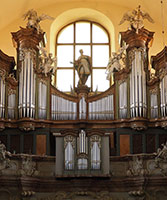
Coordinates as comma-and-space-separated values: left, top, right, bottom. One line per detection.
20, 155, 38, 177
64, 135, 75, 149
127, 156, 148, 176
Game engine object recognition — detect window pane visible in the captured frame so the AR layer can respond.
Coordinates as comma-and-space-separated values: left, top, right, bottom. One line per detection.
92, 24, 109, 43
57, 45, 73, 67
92, 45, 109, 67
93, 69, 109, 91
75, 45, 91, 60
57, 24, 74, 43
57, 69, 73, 91
76, 22, 90, 43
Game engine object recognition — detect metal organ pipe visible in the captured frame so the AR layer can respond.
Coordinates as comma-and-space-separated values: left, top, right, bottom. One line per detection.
19, 49, 36, 118
38, 81, 47, 119
79, 96, 86, 120
88, 94, 114, 120
129, 48, 147, 118
8, 93, 16, 119
160, 75, 167, 117
150, 93, 158, 118
119, 81, 127, 119
0, 75, 5, 118
51, 94, 77, 120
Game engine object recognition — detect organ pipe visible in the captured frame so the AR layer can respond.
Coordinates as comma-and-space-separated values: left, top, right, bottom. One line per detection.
129, 48, 147, 118
119, 81, 127, 119
19, 49, 36, 118
38, 81, 47, 119
8, 93, 16, 119
160, 75, 167, 117
51, 94, 77, 120
0, 74, 5, 118
88, 94, 114, 120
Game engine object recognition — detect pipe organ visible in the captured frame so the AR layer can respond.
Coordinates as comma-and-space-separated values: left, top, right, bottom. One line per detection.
0, 70, 5, 118
0, 25, 167, 134
129, 48, 147, 118
19, 49, 36, 118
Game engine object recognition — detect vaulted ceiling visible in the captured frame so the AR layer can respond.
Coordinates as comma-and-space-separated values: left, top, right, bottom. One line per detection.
0, 0, 166, 31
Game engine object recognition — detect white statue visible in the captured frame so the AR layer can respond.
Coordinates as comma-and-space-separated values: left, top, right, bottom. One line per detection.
37, 46, 57, 76
119, 5, 154, 33
106, 44, 128, 80
23, 9, 54, 33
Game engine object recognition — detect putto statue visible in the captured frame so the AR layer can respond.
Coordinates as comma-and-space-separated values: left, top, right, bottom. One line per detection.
37, 46, 57, 76
119, 5, 154, 33
23, 9, 54, 33
106, 44, 128, 80
73, 49, 91, 86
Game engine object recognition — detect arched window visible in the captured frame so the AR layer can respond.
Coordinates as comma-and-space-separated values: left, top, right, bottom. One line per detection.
55, 21, 110, 92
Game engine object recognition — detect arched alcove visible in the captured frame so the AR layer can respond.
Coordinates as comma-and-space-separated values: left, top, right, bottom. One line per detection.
50, 8, 115, 56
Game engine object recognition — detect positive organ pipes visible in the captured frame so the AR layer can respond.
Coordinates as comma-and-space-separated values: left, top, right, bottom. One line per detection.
160, 75, 167, 117
19, 49, 36, 118
0, 72, 5, 118
119, 81, 127, 119
38, 81, 47, 119
51, 94, 77, 120
129, 48, 147, 118
88, 94, 114, 120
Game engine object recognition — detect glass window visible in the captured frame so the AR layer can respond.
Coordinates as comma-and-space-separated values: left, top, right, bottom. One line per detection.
56, 21, 110, 92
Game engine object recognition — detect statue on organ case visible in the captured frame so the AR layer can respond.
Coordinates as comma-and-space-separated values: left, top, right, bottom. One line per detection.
106, 44, 128, 80
23, 9, 54, 33
73, 49, 92, 86
37, 46, 57, 76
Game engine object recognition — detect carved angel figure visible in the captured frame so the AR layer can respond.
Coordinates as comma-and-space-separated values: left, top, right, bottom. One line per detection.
119, 5, 154, 33
23, 9, 54, 33
106, 44, 128, 80
37, 46, 57, 76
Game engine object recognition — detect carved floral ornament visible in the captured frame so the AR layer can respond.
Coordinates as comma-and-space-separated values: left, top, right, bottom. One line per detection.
8, 88, 16, 96
19, 47, 37, 70
149, 87, 158, 95
90, 135, 101, 149
0, 69, 6, 81
64, 135, 75, 149
128, 47, 146, 70
158, 67, 167, 80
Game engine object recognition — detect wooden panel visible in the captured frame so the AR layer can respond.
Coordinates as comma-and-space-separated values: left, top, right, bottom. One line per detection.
24, 134, 33, 154
0, 135, 7, 148
10, 135, 20, 153
36, 135, 46, 155
146, 134, 155, 153
110, 132, 116, 156
133, 134, 142, 154
120, 135, 130, 156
